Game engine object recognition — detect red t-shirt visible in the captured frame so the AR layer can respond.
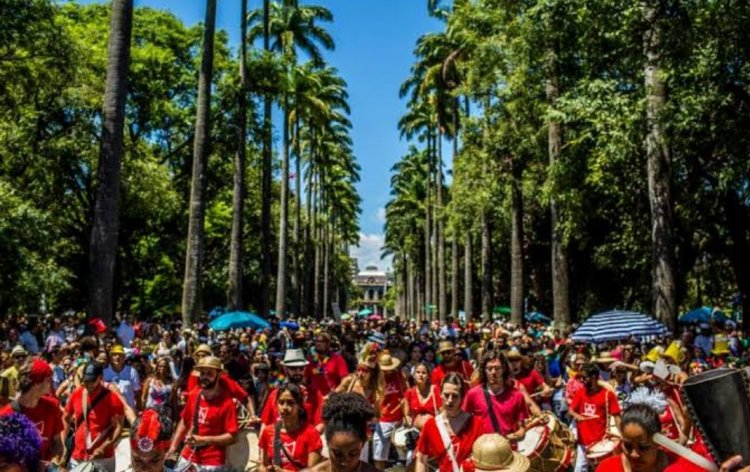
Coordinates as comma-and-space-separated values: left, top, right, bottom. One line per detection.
304, 352, 349, 396
463, 384, 528, 435
515, 370, 544, 394
416, 415, 484, 472
187, 372, 249, 402
257, 422, 322, 471
180, 389, 239, 466
597, 451, 699, 472
570, 387, 621, 447
0, 396, 64, 460
379, 371, 407, 423
431, 361, 474, 386
64, 386, 125, 461
261, 386, 324, 427
404, 385, 442, 417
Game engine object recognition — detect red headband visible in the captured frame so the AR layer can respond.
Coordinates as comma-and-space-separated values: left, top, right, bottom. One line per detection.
28, 359, 53, 385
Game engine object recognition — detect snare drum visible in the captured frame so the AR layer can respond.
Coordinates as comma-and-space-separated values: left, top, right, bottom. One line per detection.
585, 438, 621, 469
518, 424, 574, 472
392, 426, 419, 455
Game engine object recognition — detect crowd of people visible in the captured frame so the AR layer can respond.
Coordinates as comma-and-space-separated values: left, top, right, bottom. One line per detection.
0, 312, 749, 472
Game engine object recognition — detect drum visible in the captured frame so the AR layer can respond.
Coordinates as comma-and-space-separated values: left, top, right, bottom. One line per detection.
543, 413, 576, 450
234, 398, 254, 431
585, 438, 621, 469
70, 462, 107, 472
518, 424, 574, 472
392, 426, 419, 455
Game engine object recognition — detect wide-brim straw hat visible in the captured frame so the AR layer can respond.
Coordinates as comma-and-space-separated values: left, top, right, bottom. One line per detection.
593, 351, 616, 364
472, 434, 530, 472
194, 344, 213, 356
195, 355, 223, 371
378, 353, 401, 371
437, 340, 455, 354
506, 349, 522, 361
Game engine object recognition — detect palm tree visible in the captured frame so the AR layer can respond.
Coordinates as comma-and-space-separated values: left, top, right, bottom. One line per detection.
228, 0, 249, 311
181, 0, 216, 327
87, 0, 133, 324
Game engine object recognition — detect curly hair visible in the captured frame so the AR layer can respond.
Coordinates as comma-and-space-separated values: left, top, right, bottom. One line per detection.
0, 413, 41, 472
478, 349, 511, 387
322, 392, 376, 443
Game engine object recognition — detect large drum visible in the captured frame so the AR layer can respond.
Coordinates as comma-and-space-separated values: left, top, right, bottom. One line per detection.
585, 438, 620, 469
391, 426, 419, 457
518, 416, 575, 472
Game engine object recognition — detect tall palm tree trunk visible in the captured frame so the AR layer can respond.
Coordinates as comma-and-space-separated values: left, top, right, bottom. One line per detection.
481, 210, 493, 321
424, 160, 432, 320
510, 169, 524, 326
181, 0, 216, 327
464, 235, 473, 322
450, 104, 460, 319
644, 0, 676, 330
88, 0, 133, 323
437, 134, 447, 324
227, 0, 248, 311
275, 102, 291, 316
293, 116, 302, 316
546, 56, 571, 329
323, 224, 330, 318
259, 0, 272, 317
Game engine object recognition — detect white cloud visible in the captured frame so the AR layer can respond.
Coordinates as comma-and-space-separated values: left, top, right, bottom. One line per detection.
376, 207, 387, 224
350, 232, 392, 271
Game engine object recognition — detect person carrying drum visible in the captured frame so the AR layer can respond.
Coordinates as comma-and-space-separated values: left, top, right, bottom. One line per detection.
569, 363, 622, 472
431, 341, 474, 387
261, 349, 324, 433
167, 356, 239, 472
463, 350, 528, 441
305, 333, 350, 397
64, 362, 125, 471
0, 359, 65, 469
129, 407, 174, 472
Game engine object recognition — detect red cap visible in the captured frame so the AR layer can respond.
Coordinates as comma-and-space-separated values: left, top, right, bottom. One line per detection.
28, 359, 53, 384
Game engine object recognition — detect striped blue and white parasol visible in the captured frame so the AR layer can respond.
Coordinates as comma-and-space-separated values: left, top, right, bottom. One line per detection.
571, 310, 668, 343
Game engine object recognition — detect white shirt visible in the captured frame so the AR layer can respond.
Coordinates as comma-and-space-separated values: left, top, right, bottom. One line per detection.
104, 365, 141, 408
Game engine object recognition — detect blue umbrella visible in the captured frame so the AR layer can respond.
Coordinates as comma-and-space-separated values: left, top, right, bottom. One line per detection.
209, 311, 270, 331
208, 306, 225, 319
678, 306, 726, 324
358, 308, 373, 317
280, 320, 300, 331
571, 310, 668, 343
525, 311, 552, 324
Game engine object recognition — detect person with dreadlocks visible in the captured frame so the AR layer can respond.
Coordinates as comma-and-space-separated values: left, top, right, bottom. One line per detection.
129, 406, 174, 472
0, 412, 42, 472
306, 393, 380, 472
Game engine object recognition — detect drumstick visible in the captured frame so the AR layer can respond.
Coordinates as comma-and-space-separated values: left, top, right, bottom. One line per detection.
576, 415, 601, 421
653, 433, 718, 472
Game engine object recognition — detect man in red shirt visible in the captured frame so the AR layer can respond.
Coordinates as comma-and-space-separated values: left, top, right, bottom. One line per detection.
0, 359, 64, 467
431, 341, 474, 386
373, 354, 408, 470
168, 356, 238, 471
463, 350, 527, 439
261, 349, 324, 432
64, 362, 125, 470
569, 363, 621, 471
304, 332, 349, 396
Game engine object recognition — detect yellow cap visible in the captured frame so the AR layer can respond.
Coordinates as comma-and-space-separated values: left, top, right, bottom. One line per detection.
662, 341, 685, 364
109, 345, 125, 355
643, 346, 664, 363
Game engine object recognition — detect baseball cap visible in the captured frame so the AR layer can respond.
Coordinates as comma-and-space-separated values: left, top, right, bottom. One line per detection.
82, 363, 103, 382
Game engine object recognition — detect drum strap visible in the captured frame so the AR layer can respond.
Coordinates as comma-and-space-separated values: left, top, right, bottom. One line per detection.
273, 421, 306, 469
483, 387, 502, 435
435, 415, 461, 472
190, 390, 206, 452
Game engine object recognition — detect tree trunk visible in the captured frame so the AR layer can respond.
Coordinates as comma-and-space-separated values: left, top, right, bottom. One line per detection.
181, 0, 216, 327
275, 102, 290, 316
437, 134, 447, 324
464, 235, 473, 322
293, 115, 302, 316
546, 70, 571, 328
227, 0, 248, 311
644, 0, 677, 330
510, 170, 524, 326
87, 0, 133, 324
323, 225, 330, 319
260, 0, 272, 317
481, 210, 493, 321
424, 161, 432, 320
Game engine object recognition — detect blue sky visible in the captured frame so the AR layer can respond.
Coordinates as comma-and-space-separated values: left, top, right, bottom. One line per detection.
79, 0, 442, 271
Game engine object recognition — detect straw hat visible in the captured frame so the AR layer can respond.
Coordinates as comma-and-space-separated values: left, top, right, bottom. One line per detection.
10, 345, 27, 357
378, 353, 401, 371
712, 335, 731, 356
282, 349, 309, 367
194, 344, 212, 356
506, 349, 522, 361
593, 352, 616, 365
437, 341, 455, 354
472, 434, 530, 472
109, 345, 125, 355
195, 356, 223, 371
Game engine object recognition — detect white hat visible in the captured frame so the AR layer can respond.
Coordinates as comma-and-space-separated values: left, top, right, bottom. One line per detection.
11, 345, 27, 356
282, 349, 309, 367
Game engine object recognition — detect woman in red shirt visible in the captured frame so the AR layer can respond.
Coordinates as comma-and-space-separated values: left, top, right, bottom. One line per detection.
259, 383, 323, 472
403, 362, 442, 430
415, 372, 483, 472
